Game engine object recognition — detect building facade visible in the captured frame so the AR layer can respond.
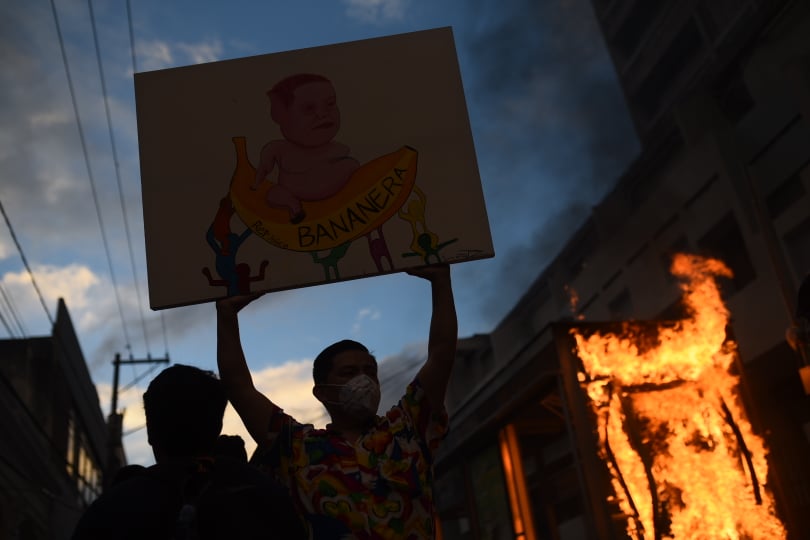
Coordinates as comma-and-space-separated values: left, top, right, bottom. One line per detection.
0, 299, 112, 539
435, 1, 810, 538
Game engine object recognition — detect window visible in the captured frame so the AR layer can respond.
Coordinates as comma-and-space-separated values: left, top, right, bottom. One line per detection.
767, 168, 807, 220
562, 220, 599, 280
470, 444, 515, 539
695, 0, 747, 42
608, 288, 634, 320
685, 175, 718, 209
784, 217, 810, 280
66, 412, 75, 476
76, 438, 102, 505
634, 18, 705, 121
613, 2, 662, 59
697, 212, 756, 294
711, 64, 754, 123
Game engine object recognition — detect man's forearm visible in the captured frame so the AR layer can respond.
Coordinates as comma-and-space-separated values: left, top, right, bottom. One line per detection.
417, 269, 458, 408
216, 302, 255, 396
428, 274, 457, 360
215, 297, 280, 444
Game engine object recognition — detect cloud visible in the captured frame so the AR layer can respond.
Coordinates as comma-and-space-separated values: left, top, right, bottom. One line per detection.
252, 359, 326, 425
135, 40, 174, 71
352, 306, 381, 334
176, 40, 224, 65
0, 262, 170, 375
377, 342, 425, 410
343, 0, 408, 24
28, 109, 73, 130
135, 38, 224, 71
1, 264, 101, 326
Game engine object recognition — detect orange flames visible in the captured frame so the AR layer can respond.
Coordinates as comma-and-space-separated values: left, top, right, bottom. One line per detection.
571, 254, 786, 539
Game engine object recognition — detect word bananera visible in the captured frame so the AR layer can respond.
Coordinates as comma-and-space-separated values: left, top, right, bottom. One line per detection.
297, 170, 406, 249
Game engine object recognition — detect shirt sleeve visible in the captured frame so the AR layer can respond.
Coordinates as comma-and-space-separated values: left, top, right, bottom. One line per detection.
250, 408, 305, 473
395, 376, 449, 460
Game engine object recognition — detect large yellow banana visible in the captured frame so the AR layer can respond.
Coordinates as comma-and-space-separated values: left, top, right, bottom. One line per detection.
229, 137, 417, 252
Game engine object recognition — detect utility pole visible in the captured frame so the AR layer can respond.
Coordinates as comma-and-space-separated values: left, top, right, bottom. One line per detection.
109, 352, 170, 417
105, 352, 169, 488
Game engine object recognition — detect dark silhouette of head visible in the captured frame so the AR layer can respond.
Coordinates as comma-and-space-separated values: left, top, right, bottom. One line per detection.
312, 339, 370, 385
143, 364, 227, 461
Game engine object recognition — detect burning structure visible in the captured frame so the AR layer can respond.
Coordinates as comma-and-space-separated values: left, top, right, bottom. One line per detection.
566, 254, 785, 538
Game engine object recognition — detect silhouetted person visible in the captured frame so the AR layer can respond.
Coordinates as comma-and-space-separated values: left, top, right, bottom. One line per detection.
217, 264, 457, 538
71, 364, 306, 540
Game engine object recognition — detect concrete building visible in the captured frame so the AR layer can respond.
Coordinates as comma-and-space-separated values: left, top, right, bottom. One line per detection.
434, 1, 810, 538
0, 299, 113, 539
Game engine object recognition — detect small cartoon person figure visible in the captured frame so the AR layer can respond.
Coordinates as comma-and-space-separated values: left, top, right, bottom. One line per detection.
202, 195, 268, 295
366, 226, 393, 272
311, 242, 352, 281
251, 73, 360, 224
399, 186, 457, 264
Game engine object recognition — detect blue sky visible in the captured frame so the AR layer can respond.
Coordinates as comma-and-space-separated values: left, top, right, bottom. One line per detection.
0, 0, 638, 464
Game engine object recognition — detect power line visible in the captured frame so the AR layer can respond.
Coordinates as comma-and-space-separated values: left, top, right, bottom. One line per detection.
119, 360, 163, 394
126, 0, 139, 73
87, 0, 151, 355
48, 0, 132, 353
161, 312, 170, 357
0, 302, 14, 338
0, 283, 26, 337
0, 199, 56, 328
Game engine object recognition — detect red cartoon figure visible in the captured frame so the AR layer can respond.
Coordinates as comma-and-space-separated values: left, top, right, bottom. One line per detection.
366, 226, 394, 272
251, 74, 360, 224
202, 195, 269, 295
213, 195, 235, 256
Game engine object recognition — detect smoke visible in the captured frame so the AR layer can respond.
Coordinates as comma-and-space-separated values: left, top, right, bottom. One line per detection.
454, 0, 640, 326
377, 341, 426, 410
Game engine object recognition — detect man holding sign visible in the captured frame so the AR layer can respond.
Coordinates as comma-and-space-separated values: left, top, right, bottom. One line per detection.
216, 264, 456, 538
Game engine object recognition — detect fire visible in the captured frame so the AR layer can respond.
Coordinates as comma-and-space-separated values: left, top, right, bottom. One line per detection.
571, 254, 786, 539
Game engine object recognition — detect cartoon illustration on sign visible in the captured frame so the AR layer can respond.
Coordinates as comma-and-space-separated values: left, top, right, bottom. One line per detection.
216, 71, 438, 289
251, 74, 360, 224
136, 27, 494, 309
366, 227, 393, 272
398, 186, 457, 264
201, 194, 269, 295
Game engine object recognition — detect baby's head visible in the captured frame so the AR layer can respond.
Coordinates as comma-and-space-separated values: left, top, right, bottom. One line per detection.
268, 73, 340, 147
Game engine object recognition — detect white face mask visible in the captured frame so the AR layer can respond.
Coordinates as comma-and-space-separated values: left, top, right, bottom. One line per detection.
320, 374, 381, 417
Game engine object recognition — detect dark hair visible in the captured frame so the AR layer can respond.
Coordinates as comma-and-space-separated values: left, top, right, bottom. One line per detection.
143, 364, 227, 458
312, 339, 370, 385
267, 73, 332, 124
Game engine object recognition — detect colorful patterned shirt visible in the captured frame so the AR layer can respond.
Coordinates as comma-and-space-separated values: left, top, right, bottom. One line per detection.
252, 377, 448, 539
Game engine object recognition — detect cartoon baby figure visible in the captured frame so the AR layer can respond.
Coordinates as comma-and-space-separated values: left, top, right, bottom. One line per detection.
251, 73, 360, 224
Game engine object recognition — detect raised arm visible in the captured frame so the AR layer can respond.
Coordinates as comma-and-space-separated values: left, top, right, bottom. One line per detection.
216, 294, 279, 445
410, 264, 457, 410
